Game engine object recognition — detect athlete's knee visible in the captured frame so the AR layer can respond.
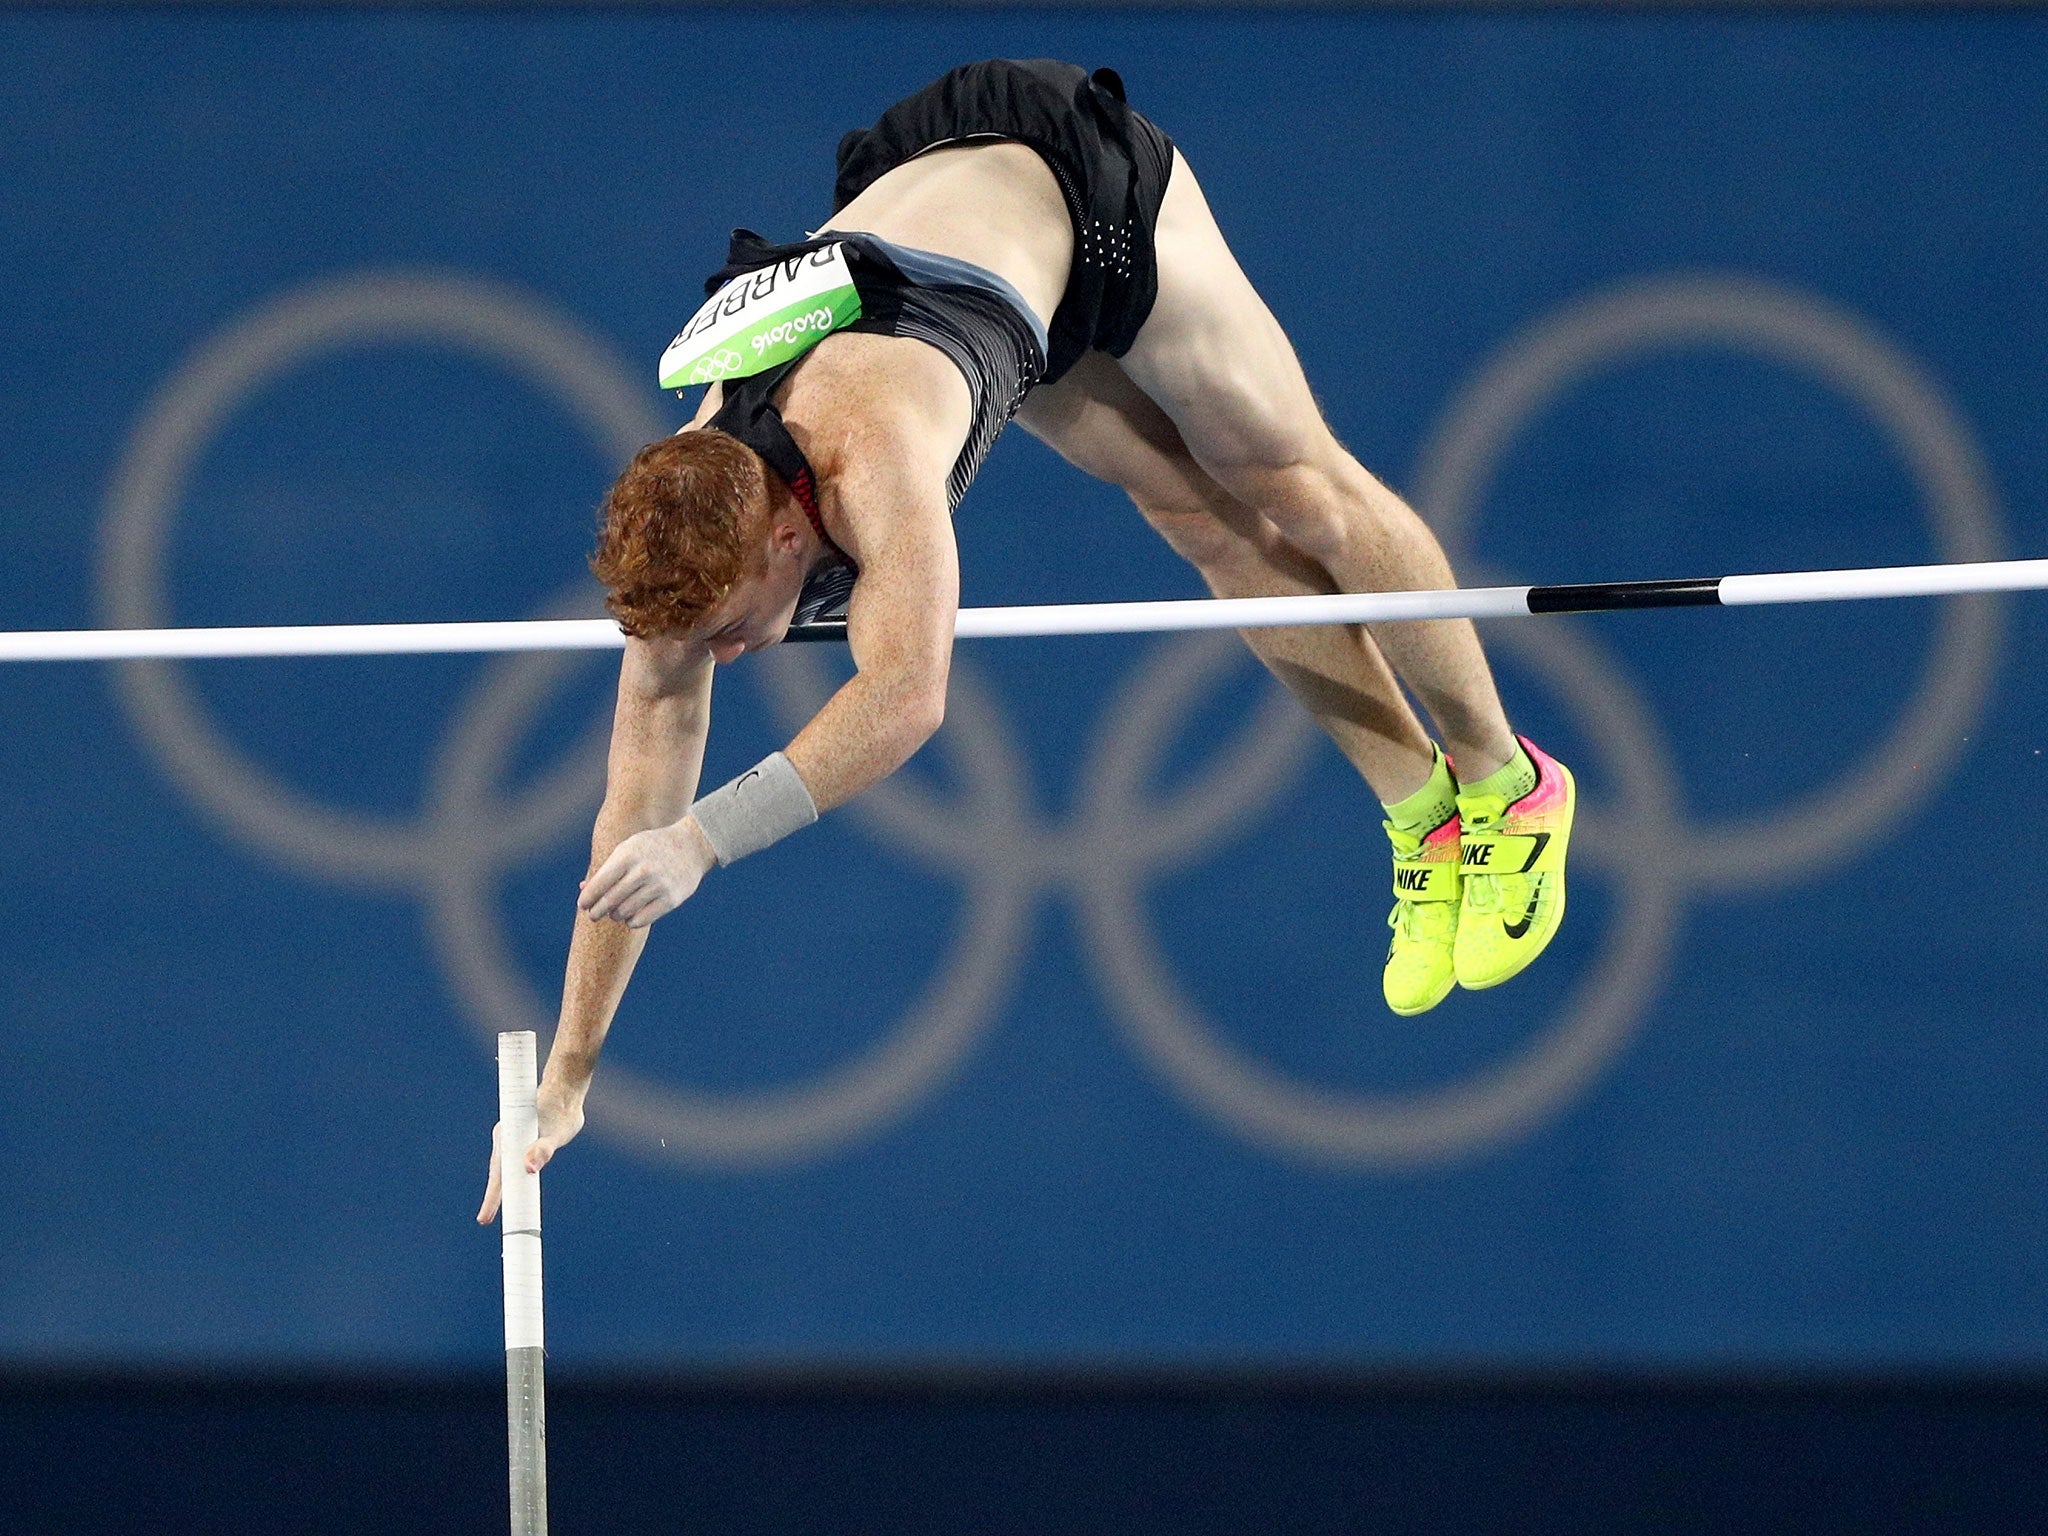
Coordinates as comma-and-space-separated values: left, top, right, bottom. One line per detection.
1261, 473, 1359, 569
1132, 489, 1252, 573
1217, 457, 1360, 566
1172, 394, 1351, 520
1162, 373, 1312, 477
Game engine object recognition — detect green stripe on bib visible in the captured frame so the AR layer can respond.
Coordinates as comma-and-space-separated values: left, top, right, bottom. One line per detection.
659, 243, 863, 389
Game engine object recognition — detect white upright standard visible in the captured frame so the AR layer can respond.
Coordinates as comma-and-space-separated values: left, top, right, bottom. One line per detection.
497, 1030, 548, 1536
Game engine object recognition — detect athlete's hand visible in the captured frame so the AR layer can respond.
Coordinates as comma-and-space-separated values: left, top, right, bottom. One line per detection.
578, 817, 717, 929
476, 1081, 586, 1225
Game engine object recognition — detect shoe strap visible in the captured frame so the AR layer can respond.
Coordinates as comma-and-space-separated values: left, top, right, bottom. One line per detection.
1459, 831, 1548, 876
1391, 857, 1459, 902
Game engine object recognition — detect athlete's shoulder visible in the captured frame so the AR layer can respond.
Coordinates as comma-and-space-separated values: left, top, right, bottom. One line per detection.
782, 333, 967, 474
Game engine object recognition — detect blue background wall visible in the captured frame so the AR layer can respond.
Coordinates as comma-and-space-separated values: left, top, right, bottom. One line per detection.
4, 8, 2047, 1375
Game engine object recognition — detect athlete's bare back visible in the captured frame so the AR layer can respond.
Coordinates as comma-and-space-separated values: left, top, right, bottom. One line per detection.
824, 140, 1075, 332
686, 142, 1076, 523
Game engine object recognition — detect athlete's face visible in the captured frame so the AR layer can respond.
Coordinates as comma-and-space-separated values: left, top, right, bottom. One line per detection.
693, 520, 810, 664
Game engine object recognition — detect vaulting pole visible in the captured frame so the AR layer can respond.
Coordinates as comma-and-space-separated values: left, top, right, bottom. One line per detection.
496, 1031, 548, 1536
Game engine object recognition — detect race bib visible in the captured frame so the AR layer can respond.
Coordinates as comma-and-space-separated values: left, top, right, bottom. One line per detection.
658, 243, 863, 390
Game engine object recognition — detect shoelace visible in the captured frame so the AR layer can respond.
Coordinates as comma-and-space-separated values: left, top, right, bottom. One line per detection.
1384, 819, 1457, 942
1388, 899, 1457, 942
1457, 794, 1510, 916
1384, 822, 1423, 859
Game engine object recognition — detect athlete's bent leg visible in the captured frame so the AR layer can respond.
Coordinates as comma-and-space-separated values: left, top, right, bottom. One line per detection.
1120, 151, 1518, 780
1019, 354, 1472, 1013
1017, 353, 1436, 802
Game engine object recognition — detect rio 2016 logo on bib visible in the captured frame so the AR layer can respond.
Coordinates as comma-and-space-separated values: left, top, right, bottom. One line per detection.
659, 245, 863, 389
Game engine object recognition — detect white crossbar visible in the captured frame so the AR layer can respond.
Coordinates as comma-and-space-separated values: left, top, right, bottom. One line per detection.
4, 558, 2045, 663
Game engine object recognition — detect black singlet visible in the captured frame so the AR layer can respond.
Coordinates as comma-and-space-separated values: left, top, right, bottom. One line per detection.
701, 230, 1049, 626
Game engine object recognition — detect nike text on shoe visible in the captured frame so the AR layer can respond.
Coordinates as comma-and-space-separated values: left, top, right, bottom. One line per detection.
1383, 812, 1461, 1015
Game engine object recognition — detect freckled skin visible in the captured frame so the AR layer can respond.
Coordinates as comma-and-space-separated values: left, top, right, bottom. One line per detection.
480, 133, 1521, 1215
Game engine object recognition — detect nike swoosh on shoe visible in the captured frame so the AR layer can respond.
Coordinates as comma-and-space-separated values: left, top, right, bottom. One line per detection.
1502, 890, 1542, 940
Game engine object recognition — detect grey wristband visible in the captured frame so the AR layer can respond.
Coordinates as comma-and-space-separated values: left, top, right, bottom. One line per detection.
688, 751, 819, 865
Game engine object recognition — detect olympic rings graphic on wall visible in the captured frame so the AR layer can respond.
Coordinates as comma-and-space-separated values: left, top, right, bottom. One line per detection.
98, 268, 2005, 1169
1413, 274, 2005, 892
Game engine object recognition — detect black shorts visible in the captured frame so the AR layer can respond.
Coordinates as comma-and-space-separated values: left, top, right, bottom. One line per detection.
832, 58, 1177, 387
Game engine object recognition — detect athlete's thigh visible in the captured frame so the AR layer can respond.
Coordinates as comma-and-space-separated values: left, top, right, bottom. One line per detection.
1119, 150, 1334, 474
1015, 351, 1211, 513
1015, 353, 1274, 554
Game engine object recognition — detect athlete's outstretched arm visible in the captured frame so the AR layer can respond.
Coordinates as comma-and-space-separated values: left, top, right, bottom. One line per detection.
573, 455, 957, 938
478, 635, 711, 1221
782, 446, 958, 814
576, 397, 962, 937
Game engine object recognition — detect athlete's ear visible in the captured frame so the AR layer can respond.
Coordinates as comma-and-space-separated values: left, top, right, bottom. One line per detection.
770, 517, 806, 556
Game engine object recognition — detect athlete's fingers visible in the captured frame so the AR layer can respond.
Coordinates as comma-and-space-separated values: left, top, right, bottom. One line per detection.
623, 889, 675, 930
583, 863, 645, 922
578, 855, 628, 914
611, 887, 656, 927
607, 871, 662, 924
477, 1122, 503, 1224
581, 839, 649, 908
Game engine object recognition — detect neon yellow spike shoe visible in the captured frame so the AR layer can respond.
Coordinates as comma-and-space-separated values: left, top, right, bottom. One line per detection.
1383, 812, 1462, 1015
1453, 737, 1576, 991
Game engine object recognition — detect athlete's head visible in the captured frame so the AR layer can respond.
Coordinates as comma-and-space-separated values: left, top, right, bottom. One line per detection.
592, 429, 812, 660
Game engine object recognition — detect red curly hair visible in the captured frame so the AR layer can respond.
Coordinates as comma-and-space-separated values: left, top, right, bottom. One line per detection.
591, 430, 771, 638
